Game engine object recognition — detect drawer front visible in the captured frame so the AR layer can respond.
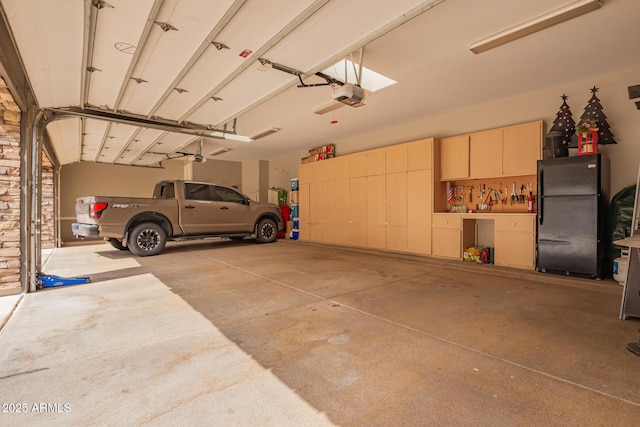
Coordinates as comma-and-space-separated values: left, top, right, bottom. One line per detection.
495, 215, 535, 233
432, 214, 461, 229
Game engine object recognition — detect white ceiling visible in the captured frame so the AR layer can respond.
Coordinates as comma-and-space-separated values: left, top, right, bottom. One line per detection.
1, 0, 639, 167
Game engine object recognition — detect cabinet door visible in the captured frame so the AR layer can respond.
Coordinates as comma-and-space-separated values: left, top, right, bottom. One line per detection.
494, 215, 535, 268
334, 179, 350, 246
440, 135, 469, 180
334, 155, 350, 181
321, 179, 336, 244
299, 163, 311, 184
366, 174, 386, 249
350, 153, 367, 178
308, 161, 322, 183
407, 169, 431, 255
321, 158, 336, 182
469, 128, 502, 179
432, 227, 461, 259
298, 183, 310, 240
367, 150, 386, 176
407, 138, 432, 171
503, 121, 542, 176
494, 231, 535, 268
308, 181, 323, 242
386, 172, 407, 252
386, 144, 408, 174
350, 177, 367, 247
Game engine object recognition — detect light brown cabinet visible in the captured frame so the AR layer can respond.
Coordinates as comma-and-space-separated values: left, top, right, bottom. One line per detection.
386, 172, 407, 252
441, 120, 542, 181
494, 215, 536, 268
350, 177, 367, 247
299, 138, 436, 256
469, 128, 503, 179
367, 150, 386, 176
350, 153, 367, 178
432, 213, 536, 268
386, 144, 408, 174
407, 169, 432, 254
432, 214, 462, 259
367, 174, 386, 250
440, 135, 469, 180
503, 121, 542, 176
408, 138, 432, 171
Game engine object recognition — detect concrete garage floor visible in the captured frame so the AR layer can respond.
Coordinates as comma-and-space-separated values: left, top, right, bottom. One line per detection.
1, 240, 640, 426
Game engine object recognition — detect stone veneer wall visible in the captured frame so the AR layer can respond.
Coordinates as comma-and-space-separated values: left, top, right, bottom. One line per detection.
0, 79, 22, 292
0, 78, 55, 293
41, 153, 54, 249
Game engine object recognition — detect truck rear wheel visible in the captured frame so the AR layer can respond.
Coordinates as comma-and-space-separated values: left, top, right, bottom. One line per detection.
128, 222, 166, 256
255, 218, 277, 243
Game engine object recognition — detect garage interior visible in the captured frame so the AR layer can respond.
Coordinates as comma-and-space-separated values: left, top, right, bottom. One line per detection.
2, 0, 640, 424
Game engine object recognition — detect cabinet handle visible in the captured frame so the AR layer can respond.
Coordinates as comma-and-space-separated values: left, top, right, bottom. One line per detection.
512, 222, 516, 226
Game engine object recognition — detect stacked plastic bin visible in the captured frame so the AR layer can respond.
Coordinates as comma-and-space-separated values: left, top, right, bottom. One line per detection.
290, 178, 299, 240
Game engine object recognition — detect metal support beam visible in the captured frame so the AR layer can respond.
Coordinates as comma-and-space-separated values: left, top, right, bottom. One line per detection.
43, 106, 241, 139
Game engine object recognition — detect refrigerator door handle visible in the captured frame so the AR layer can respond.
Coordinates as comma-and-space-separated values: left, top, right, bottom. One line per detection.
538, 169, 543, 225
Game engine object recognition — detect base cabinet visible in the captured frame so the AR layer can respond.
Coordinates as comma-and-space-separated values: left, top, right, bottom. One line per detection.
494, 215, 536, 268
432, 227, 461, 259
432, 214, 461, 259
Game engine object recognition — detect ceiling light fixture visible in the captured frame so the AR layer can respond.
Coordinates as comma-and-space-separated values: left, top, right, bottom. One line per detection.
469, 0, 601, 54
251, 127, 280, 140
210, 148, 231, 156
210, 131, 253, 142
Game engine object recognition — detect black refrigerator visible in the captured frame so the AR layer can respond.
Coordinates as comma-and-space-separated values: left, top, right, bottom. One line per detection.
536, 154, 609, 279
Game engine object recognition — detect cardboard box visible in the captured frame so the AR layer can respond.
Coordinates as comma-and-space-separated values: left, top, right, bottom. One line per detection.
309, 144, 335, 155
301, 153, 327, 164
285, 220, 294, 239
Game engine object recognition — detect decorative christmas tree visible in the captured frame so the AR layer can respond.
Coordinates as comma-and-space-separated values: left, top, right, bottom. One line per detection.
548, 94, 576, 145
571, 86, 617, 147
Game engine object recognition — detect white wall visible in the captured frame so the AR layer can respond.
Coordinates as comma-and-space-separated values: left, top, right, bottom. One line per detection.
268, 153, 302, 193
59, 159, 186, 242
330, 65, 640, 198
192, 159, 242, 189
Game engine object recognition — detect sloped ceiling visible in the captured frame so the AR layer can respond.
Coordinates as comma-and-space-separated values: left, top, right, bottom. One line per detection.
1, 0, 639, 167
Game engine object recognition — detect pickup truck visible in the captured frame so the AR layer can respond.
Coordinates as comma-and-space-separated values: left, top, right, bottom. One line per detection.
72, 180, 284, 256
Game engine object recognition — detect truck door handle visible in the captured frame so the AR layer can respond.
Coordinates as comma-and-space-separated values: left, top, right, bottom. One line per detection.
220, 206, 229, 210
185, 205, 195, 209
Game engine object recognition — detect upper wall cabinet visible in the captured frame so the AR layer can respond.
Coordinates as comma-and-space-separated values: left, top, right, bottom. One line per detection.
502, 121, 542, 176
367, 150, 386, 176
440, 135, 470, 180
469, 128, 503, 179
407, 138, 433, 171
440, 120, 542, 181
385, 144, 408, 174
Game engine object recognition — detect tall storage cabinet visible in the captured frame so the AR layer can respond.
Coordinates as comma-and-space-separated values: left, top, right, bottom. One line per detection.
298, 138, 438, 256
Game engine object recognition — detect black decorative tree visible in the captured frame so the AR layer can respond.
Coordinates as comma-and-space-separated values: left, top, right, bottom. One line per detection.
571, 86, 617, 147
548, 94, 576, 145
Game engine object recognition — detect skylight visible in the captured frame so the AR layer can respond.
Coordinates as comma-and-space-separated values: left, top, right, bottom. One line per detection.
322, 59, 396, 92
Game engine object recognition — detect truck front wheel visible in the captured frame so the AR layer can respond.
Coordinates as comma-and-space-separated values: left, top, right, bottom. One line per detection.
128, 222, 166, 256
255, 218, 277, 243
